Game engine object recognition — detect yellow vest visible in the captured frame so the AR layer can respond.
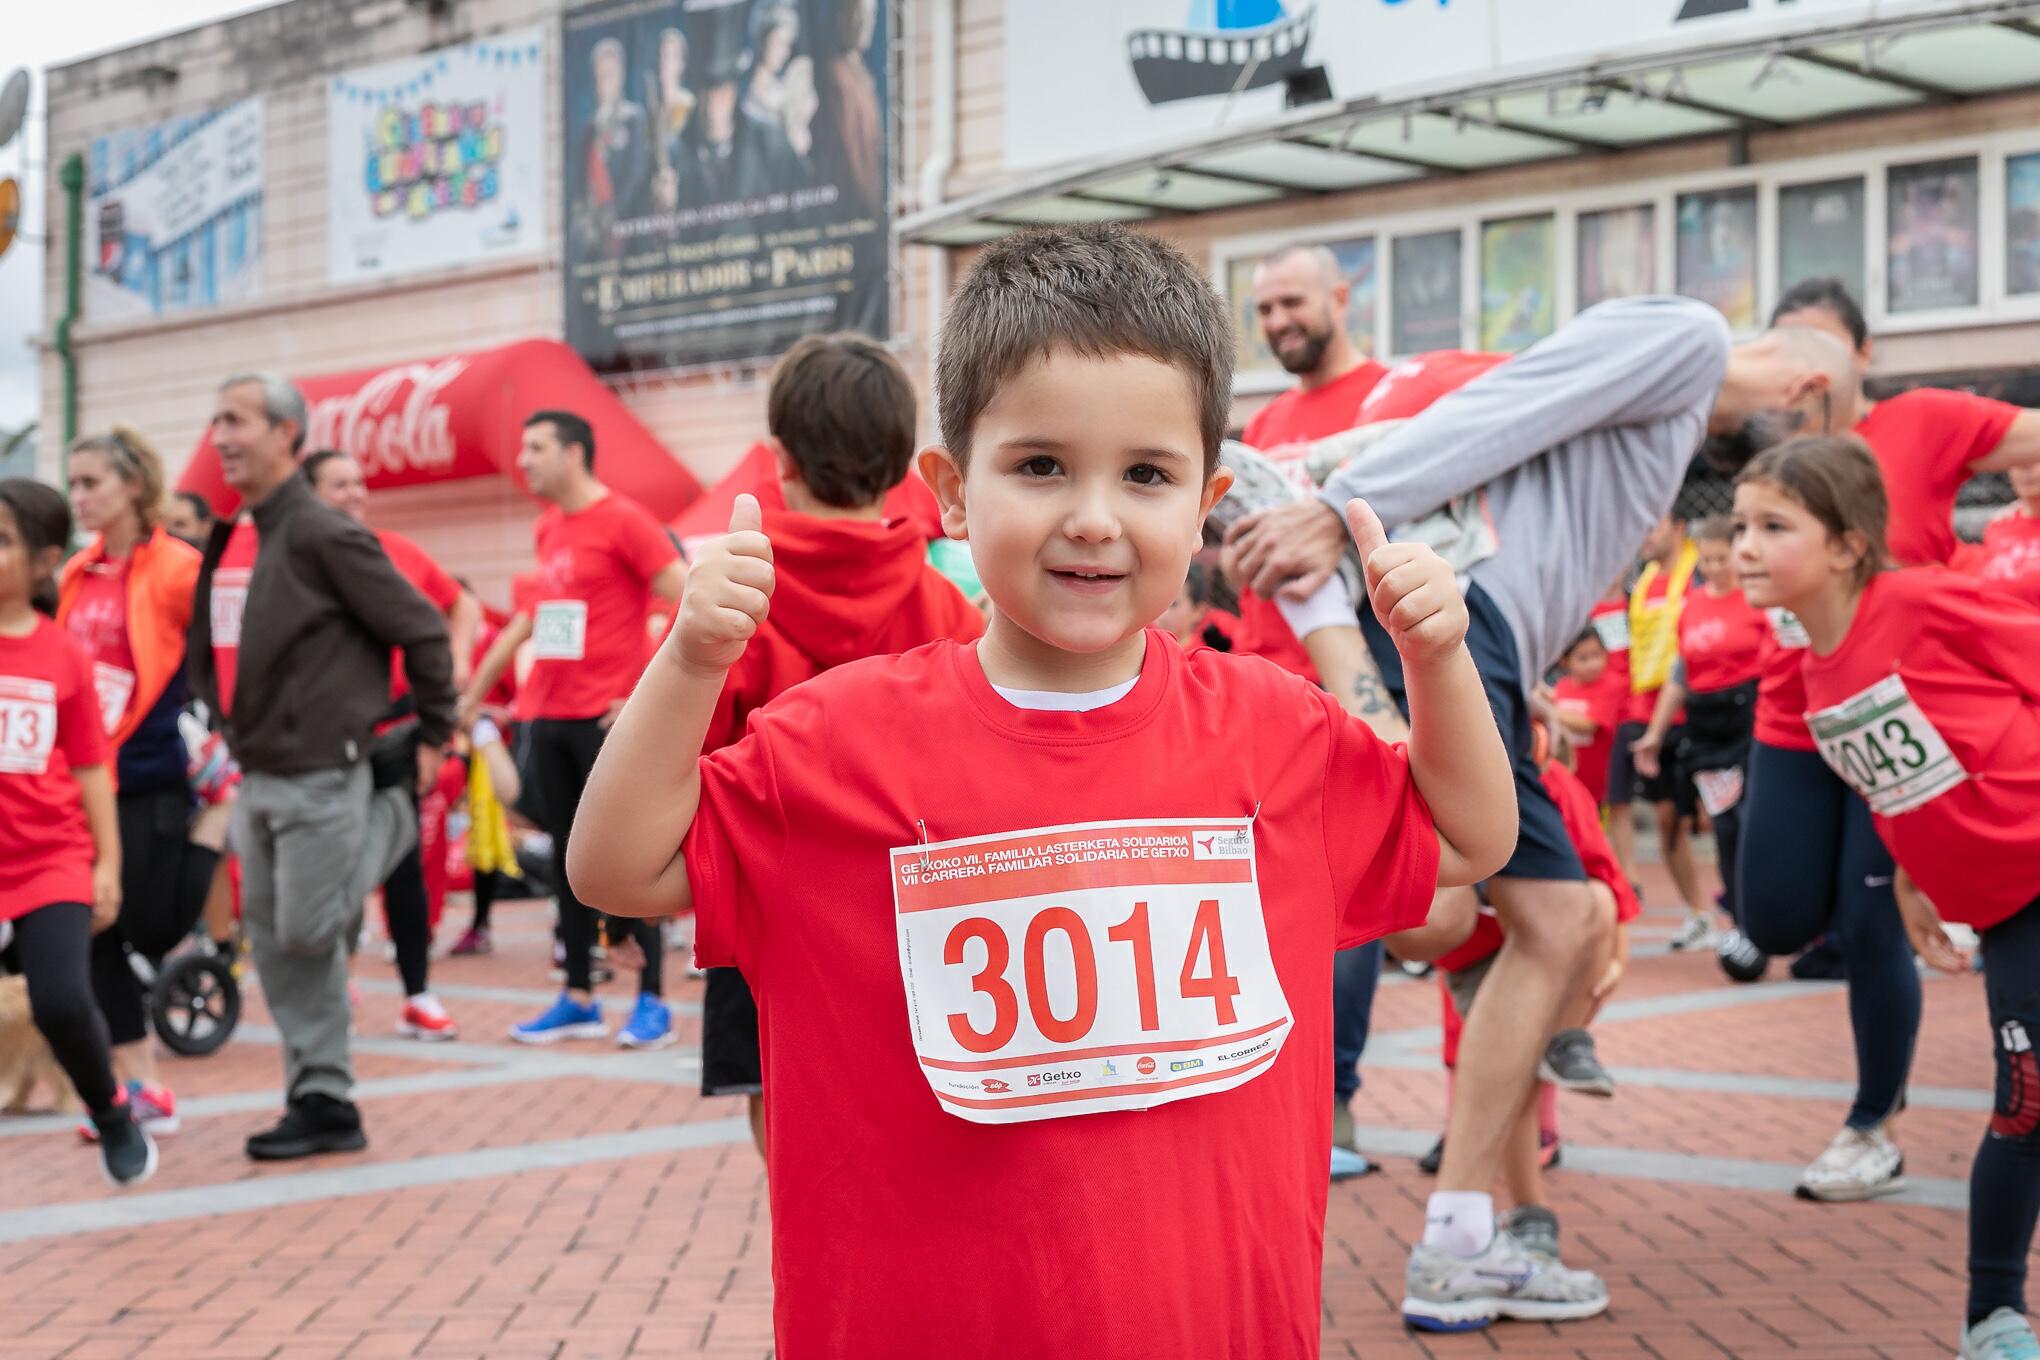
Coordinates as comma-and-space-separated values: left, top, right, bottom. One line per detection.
465, 751, 523, 879
1628, 540, 1698, 695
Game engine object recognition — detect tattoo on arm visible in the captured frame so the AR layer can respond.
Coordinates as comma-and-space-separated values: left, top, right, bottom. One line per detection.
1352, 670, 1393, 716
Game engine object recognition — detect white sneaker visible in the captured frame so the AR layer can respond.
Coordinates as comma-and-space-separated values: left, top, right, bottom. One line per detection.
1668, 915, 1716, 951
1795, 1125, 1905, 1202
1402, 1230, 1610, 1331
1960, 1307, 2040, 1360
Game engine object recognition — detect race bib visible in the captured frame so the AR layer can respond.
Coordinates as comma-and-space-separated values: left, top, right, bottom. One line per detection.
891, 817, 1293, 1126
211, 570, 251, 648
0, 677, 59, 776
1807, 675, 1967, 816
531, 600, 588, 661
1692, 766, 1744, 818
1768, 608, 1810, 651
92, 663, 136, 736
1591, 610, 1630, 654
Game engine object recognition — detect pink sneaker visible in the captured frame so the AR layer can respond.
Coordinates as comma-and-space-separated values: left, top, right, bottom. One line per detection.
448, 927, 491, 957
397, 997, 460, 1042
78, 1083, 178, 1142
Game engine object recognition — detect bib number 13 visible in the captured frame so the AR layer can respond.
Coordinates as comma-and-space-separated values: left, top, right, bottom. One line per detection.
944, 898, 1239, 1053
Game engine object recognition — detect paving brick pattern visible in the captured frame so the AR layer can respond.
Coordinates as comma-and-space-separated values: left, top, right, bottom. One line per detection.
0, 867, 2027, 1359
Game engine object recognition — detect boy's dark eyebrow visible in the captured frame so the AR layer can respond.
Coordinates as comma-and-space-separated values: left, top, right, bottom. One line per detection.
993, 437, 1194, 466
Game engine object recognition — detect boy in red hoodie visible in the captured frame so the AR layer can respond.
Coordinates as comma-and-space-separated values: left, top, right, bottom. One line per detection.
699, 332, 985, 1152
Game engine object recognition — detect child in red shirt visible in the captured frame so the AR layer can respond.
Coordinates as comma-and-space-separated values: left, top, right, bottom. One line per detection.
570, 226, 1530, 1356
696, 333, 986, 1155
1974, 464, 2040, 609
1630, 515, 1769, 972
1547, 629, 1625, 805
1734, 436, 2040, 1360
0, 479, 156, 1186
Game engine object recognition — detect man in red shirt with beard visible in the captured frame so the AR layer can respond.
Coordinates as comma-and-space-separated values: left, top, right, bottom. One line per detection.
1232, 242, 1390, 1176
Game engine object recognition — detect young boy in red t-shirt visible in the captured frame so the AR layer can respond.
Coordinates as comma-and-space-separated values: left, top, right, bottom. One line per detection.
570, 225, 1528, 1357
1547, 629, 1625, 806
1974, 463, 2040, 608
696, 332, 986, 1155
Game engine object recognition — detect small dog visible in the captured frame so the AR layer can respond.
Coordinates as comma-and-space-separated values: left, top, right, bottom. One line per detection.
0, 975, 80, 1115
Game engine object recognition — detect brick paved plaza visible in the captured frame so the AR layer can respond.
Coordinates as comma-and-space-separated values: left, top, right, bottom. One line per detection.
0, 865, 2022, 1359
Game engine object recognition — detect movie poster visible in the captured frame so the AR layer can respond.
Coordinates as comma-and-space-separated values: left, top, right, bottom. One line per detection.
1479, 214, 1554, 353
1226, 235, 1377, 380
1778, 176, 1865, 303
1391, 229, 1462, 357
1888, 157, 1979, 314
562, 0, 890, 371
2009, 153, 2040, 297
1576, 204, 1655, 311
1675, 187, 1756, 331
327, 30, 547, 285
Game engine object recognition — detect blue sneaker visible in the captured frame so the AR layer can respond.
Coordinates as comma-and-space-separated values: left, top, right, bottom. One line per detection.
509, 994, 606, 1044
1330, 1145, 1374, 1180
616, 995, 674, 1049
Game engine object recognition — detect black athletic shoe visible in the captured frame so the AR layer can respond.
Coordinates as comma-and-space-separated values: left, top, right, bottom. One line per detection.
1538, 1027, 1617, 1098
1417, 1136, 1445, 1175
1717, 928, 1769, 983
95, 1104, 159, 1188
246, 1094, 368, 1161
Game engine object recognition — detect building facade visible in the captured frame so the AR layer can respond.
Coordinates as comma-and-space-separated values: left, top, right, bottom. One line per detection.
39, 0, 2040, 600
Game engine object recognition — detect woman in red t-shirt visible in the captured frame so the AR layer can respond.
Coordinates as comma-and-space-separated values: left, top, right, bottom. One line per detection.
1735, 435, 2040, 1360
1973, 464, 2040, 609
59, 428, 227, 1140
1628, 517, 1768, 975
0, 479, 156, 1185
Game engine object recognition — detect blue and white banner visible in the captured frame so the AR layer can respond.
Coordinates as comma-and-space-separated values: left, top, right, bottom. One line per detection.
327, 28, 547, 284
88, 98, 264, 321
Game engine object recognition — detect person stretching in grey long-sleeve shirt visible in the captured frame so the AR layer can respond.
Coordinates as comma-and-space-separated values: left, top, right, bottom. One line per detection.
1227, 295, 1860, 1333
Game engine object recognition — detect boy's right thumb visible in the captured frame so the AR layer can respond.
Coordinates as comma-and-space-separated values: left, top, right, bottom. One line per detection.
728, 492, 762, 535
1343, 497, 1389, 564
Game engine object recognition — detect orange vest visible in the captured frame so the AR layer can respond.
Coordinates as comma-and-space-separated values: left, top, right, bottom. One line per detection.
57, 527, 202, 751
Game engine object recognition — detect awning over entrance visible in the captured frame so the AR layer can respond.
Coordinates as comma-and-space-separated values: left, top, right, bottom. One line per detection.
178, 339, 704, 522
903, 0, 2040, 245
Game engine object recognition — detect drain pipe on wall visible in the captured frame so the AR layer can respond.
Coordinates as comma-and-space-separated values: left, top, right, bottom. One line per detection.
918, 0, 957, 397
55, 152, 84, 445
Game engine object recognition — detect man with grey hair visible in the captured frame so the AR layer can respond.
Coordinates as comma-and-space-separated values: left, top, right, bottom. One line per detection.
1234, 241, 1391, 1182
188, 372, 458, 1161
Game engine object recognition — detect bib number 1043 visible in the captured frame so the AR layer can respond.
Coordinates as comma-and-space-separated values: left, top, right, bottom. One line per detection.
892, 818, 1293, 1126
1807, 674, 1967, 816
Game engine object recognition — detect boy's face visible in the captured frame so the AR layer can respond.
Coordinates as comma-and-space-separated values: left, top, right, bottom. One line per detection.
921, 349, 1231, 672
1561, 636, 1608, 685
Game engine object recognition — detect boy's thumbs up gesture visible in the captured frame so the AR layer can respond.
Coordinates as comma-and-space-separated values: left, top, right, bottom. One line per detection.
677, 493, 775, 675
1344, 497, 1468, 666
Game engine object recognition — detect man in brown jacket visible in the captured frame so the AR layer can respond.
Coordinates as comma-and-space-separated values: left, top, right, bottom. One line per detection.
189, 372, 457, 1161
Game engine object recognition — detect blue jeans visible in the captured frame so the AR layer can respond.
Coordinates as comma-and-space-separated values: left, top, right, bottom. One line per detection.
1334, 940, 1384, 1104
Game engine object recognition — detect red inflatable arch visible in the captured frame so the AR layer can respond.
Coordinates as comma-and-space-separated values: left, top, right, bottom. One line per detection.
177, 339, 703, 522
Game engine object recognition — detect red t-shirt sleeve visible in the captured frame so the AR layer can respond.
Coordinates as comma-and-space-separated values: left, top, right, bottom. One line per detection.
411, 550, 461, 613
1318, 692, 1441, 949
55, 637, 107, 769
615, 502, 682, 585
1933, 576, 2040, 707
684, 717, 788, 971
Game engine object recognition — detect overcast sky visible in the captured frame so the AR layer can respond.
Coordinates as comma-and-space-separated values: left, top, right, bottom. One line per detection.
0, 3, 276, 437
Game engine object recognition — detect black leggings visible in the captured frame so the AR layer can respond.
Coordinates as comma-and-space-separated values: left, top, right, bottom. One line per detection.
1738, 741, 1919, 1131
525, 718, 662, 996
15, 903, 119, 1115
89, 786, 222, 1048
382, 800, 432, 998
1971, 898, 2040, 1326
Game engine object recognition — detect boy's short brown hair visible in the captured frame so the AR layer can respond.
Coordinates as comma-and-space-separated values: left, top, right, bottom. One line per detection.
1690, 513, 1734, 544
767, 332, 917, 508
936, 223, 1235, 476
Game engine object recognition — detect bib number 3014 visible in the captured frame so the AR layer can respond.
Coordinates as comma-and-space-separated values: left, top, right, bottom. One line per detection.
892, 818, 1292, 1125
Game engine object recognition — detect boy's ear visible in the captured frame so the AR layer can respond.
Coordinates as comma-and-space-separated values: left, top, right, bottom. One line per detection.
1197, 465, 1236, 547
918, 446, 970, 541
767, 437, 804, 488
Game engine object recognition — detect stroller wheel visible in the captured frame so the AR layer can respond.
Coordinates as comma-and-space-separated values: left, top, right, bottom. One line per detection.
151, 951, 241, 1056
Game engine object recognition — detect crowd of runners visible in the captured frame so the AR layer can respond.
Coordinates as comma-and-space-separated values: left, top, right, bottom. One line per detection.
0, 224, 2036, 1359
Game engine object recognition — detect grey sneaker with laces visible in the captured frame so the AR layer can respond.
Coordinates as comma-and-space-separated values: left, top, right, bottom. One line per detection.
1538, 1027, 1616, 1098
1402, 1229, 1610, 1332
